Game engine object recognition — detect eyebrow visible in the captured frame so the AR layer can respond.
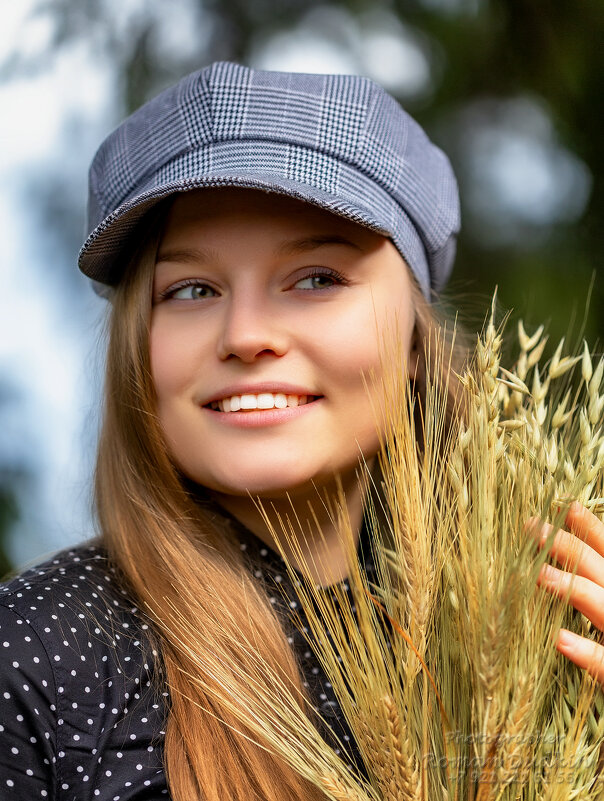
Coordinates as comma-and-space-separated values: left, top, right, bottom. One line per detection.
155, 234, 364, 265
155, 246, 215, 265
275, 234, 365, 256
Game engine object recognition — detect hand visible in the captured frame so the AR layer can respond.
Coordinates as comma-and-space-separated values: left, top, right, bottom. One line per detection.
533, 502, 604, 685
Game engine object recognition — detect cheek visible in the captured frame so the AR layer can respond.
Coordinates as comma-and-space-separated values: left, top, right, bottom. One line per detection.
150, 327, 178, 404
305, 304, 382, 388
310, 294, 413, 424
322, 284, 415, 384
325, 282, 416, 440
149, 317, 206, 405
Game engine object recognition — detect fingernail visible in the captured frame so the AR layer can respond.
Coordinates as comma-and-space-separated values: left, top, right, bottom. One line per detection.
557, 629, 577, 650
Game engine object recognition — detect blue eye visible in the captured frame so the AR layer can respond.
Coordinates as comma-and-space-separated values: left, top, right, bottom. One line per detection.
164, 281, 217, 300
293, 270, 347, 290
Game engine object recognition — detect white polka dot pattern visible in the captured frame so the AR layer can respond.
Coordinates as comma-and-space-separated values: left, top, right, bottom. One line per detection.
0, 529, 375, 797
0, 545, 168, 800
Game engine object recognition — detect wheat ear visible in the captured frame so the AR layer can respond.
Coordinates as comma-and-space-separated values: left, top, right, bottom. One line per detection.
382, 694, 422, 801
320, 772, 367, 801
495, 672, 536, 792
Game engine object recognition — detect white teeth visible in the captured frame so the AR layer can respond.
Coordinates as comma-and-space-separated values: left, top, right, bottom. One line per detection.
211, 392, 315, 412
257, 393, 274, 409
240, 394, 258, 410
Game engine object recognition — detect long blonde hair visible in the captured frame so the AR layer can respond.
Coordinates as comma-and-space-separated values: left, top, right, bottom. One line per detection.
94, 218, 466, 801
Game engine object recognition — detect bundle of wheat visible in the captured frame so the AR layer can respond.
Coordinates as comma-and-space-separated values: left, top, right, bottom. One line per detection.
165, 301, 604, 801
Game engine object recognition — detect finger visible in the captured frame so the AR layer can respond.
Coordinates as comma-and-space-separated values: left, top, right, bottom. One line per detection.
565, 502, 604, 556
556, 629, 604, 686
538, 564, 604, 632
532, 522, 604, 587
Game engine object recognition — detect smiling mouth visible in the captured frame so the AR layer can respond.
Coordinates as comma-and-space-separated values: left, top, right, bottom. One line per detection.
207, 393, 320, 413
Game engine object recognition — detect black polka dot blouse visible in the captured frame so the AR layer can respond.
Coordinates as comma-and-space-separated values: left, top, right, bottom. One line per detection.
0, 526, 375, 799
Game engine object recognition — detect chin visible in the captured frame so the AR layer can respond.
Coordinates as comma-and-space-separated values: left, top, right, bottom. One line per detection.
178, 450, 364, 500
196, 463, 330, 500
177, 449, 318, 496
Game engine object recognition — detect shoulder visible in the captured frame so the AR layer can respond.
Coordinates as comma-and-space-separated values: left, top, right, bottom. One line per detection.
2, 542, 147, 636
0, 542, 158, 680
2, 541, 128, 612
0, 544, 169, 798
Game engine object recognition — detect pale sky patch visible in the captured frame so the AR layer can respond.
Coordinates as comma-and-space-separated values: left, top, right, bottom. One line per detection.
1, 30, 111, 565
253, 6, 434, 99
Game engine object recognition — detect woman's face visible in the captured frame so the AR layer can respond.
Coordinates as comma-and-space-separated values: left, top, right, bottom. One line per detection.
150, 188, 417, 499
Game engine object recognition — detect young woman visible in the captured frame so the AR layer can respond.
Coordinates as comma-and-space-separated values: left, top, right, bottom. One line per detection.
1, 61, 603, 801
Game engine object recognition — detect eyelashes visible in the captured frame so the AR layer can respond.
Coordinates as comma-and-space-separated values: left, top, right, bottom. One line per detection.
158, 279, 218, 302
292, 268, 350, 291
156, 267, 351, 302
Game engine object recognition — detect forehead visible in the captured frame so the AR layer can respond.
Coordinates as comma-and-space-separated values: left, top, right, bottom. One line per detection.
160, 188, 385, 249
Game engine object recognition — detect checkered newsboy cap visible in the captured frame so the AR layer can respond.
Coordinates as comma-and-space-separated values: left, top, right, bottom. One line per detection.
79, 61, 460, 298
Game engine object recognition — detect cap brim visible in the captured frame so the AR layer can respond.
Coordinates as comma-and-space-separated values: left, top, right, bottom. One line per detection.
80, 171, 431, 297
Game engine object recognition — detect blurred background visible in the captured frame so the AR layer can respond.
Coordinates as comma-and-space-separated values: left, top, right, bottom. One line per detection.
1, 0, 602, 572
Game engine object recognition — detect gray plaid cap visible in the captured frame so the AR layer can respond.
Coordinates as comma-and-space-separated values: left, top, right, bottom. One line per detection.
80, 61, 460, 299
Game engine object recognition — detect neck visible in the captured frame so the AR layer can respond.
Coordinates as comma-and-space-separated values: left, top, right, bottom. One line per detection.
210, 467, 370, 587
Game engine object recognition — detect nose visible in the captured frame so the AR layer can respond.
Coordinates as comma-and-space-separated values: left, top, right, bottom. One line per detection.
217, 293, 289, 363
